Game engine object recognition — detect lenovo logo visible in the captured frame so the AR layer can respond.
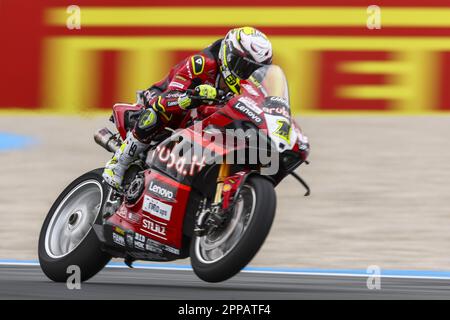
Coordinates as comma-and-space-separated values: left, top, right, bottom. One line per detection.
148, 181, 175, 201
234, 102, 263, 124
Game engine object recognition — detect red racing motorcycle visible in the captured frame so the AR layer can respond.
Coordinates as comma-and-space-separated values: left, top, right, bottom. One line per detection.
38, 64, 310, 283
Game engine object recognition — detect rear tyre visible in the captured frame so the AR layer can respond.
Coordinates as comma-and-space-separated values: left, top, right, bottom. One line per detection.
38, 168, 111, 282
190, 175, 276, 283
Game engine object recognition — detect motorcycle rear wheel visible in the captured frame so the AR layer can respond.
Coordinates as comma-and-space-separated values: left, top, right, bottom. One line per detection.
38, 168, 111, 282
190, 175, 276, 283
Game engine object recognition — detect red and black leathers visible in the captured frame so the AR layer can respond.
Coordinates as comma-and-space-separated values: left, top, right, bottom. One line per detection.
133, 39, 224, 142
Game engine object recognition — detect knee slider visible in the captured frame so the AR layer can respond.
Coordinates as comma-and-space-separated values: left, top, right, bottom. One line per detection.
134, 108, 159, 142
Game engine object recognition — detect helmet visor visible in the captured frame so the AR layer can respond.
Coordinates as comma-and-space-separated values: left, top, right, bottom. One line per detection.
225, 45, 265, 80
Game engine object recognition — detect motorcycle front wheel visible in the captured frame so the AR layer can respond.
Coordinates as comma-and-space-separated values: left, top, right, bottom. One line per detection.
190, 175, 276, 283
38, 168, 111, 282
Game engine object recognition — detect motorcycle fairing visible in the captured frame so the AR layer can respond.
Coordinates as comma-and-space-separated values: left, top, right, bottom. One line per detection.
112, 103, 143, 139
104, 169, 191, 258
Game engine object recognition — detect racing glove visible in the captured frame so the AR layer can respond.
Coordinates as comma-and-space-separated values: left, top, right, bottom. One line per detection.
195, 84, 217, 100
177, 84, 217, 110
177, 93, 192, 110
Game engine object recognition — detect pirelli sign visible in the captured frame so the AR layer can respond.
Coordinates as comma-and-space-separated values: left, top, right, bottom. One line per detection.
1, 1, 450, 114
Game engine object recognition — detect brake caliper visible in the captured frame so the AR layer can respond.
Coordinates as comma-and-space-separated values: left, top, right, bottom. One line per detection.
194, 202, 226, 237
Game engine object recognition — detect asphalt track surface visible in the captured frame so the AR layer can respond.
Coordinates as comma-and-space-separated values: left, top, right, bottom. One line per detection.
1, 264, 450, 300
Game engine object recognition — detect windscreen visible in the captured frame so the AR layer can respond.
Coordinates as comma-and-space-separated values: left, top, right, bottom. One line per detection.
250, 65, 290, 104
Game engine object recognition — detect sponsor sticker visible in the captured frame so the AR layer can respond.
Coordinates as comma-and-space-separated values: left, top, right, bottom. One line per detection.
144, 238, 180, 255
164, 92, 182, 99
127, 211, 140, 223
135, 233, 145, 242
163, 245, 180, 255
270, 96, 289, 105
112, 233, 125, 246
238, 96, 263, 114
142, 217, 167, 238
169, 81, 185, 90
145, 238, 163, 254
167, 101, 179, 107
114, 226, 125, 236
148, 180, 177, 202
134, 233, 146, 251
134, 240, 145, 250
175, 75, 187, 81
241, 83, 260, 96
126, 234, 134, 246
263, 106, 290, 119
142, 195, 172, 221
233, 101, 263, 124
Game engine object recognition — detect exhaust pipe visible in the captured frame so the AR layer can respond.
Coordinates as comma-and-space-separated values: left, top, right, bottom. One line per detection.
94, 127, 122, 153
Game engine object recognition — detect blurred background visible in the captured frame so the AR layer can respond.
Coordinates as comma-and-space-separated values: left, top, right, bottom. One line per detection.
1, 0, 450, 270
3, 0, 450, 113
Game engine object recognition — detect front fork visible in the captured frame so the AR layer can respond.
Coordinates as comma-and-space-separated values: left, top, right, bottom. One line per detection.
194, 163, 231, 236
213, 163, 230, 204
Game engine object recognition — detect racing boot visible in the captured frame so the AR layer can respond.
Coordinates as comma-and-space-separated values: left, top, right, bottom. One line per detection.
102, 131, 148, 189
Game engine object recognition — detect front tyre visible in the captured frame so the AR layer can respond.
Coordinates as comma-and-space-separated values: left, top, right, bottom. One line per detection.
38, 168, 111, 282
190, 175, 276, 282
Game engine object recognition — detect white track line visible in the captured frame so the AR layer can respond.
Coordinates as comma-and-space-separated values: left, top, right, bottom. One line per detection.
2, 261, 450, 281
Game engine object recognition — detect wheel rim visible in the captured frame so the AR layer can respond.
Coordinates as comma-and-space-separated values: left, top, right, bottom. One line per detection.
194, 185, 256, 264
44, 180, 103, 259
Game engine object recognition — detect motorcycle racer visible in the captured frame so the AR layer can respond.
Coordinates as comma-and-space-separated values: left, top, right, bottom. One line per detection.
102, 27, 273, 189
